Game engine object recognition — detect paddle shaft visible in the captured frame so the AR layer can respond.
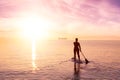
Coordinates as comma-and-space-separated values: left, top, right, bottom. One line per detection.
80, 51, 87, 59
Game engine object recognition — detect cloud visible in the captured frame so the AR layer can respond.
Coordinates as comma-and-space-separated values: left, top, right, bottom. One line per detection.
0, 0, 120, 39
38, 0, 120, 25
109, 0, 120, 8
1, 0, 120, 22
0, 0, 38, 18
39, 0, 120, 38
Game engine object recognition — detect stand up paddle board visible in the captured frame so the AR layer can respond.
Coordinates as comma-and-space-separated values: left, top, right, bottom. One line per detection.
71, 58, 83, 64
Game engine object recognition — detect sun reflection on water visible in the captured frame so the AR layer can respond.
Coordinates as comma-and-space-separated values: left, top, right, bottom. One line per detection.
32, 38, 37, 72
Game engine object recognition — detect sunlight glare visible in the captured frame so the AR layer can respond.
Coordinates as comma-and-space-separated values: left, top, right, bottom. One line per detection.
19, 15, 51, 40
32, 39, 36, 61
32, 38, 37, 72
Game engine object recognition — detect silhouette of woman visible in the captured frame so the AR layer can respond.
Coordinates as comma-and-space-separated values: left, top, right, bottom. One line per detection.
73, 38, 81, 61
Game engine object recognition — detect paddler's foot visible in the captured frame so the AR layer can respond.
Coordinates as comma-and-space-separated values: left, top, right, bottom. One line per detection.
72, 57, 76, 61
78, 59, 82, 63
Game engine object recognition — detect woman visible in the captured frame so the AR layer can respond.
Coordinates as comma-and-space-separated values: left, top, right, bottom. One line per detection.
73, 38, 81, 61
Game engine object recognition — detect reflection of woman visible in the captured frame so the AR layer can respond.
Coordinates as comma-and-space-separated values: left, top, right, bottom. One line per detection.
73, 38, 81, 61
73, 62, 80, 80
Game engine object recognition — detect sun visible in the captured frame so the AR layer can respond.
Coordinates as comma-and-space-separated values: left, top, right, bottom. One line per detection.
18, 15, 51, 40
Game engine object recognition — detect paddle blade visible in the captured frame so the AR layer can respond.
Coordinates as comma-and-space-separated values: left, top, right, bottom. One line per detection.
85, 58, 89, 64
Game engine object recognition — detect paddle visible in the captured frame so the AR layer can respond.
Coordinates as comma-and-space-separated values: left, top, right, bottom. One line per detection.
80, 51, 89, 64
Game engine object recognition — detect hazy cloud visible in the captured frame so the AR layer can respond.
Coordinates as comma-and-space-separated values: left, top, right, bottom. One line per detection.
0, 0, 120, 39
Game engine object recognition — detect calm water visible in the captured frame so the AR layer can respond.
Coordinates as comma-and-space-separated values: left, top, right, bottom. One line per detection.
0, 37, 120, 80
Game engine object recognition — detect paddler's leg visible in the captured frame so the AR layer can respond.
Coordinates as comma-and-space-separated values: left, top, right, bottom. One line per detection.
77, 50, 80, 62
74, 49, 76, 61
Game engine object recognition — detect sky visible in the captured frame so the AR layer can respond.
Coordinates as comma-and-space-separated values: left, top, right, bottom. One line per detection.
0, 0, 120, 40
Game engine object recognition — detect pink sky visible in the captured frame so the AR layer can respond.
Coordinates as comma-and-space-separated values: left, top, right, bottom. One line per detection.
0, 0, 120, 40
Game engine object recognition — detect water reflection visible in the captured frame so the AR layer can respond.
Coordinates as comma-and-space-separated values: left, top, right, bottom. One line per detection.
73, 62, 81, 80
32, 39, 37, 72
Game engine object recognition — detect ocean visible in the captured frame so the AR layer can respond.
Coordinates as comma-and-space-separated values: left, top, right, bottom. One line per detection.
0, 37, 120, 80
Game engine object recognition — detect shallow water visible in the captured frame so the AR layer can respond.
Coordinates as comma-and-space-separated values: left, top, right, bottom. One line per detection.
0, 38, 120, 80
